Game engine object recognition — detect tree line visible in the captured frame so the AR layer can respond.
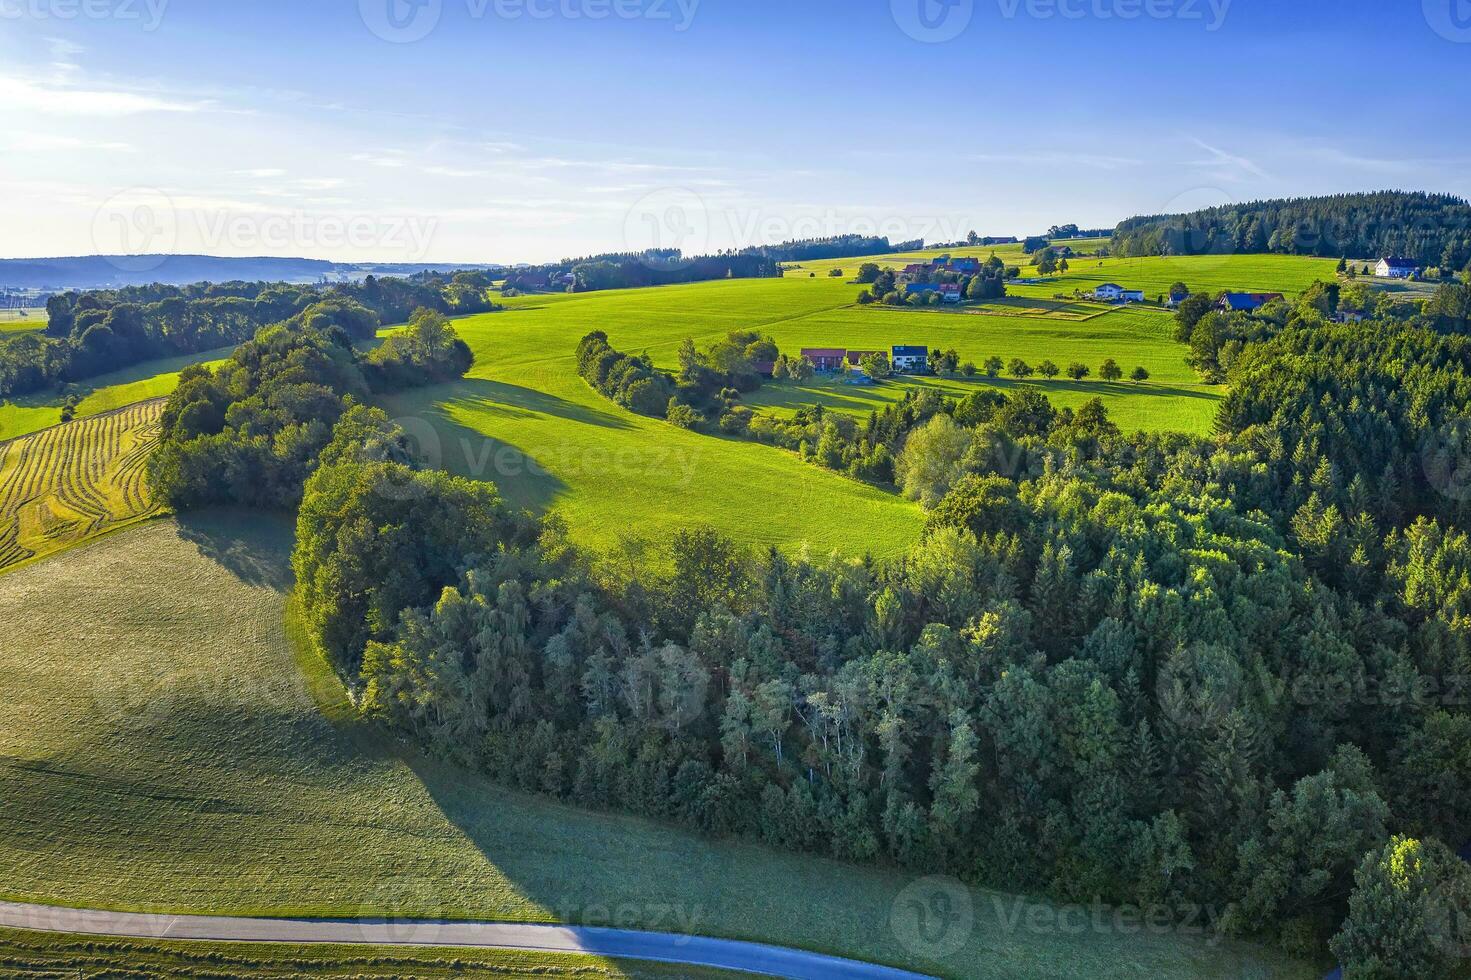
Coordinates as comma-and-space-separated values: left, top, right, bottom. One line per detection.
1111, 191, 1471, 271
0, 271, 498, 400
147, 305, 472, 510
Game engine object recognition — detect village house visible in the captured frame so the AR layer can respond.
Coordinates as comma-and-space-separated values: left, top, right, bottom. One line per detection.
800, 348, 848, 373
892, 345, 928, 373
1219, 292, 1286, 313
845, 350, 883, 370
1093, 283, 1143, 302
1376, 257, 1421, 279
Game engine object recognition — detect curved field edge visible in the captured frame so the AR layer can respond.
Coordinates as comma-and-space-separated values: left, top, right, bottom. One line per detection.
0, 515, 1314, 980
0, 399, 167, 575
0, 926, 743, 979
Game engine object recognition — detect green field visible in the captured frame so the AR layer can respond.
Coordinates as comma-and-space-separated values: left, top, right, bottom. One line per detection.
0, 309, 46, 334
0, 400, 164, 572
0, 514, 1313, 980
0, 927, 741, 979
392, 273, 1224, 559
0, 345, 232, 443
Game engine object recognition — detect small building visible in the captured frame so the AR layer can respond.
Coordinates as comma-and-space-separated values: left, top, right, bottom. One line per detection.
1376, 257, 1421, 279
845, 350, 883, 369
1121, 289, 1145, 302
1093, 283, 1125, 301
1218, 292, 1285, 313
751, 360, 776, 377
901, 263, 932, 277
945, 258, 981, 275
892, 345, 928, 373
939, 283, 963, 303
801, 348, 847, 373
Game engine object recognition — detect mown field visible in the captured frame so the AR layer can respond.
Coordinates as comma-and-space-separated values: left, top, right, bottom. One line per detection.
0, 344, 232, 442
0, 514, 1314, 980
0, 309, 47, 334
0, 400, 164, 572
0, 927, 740, 979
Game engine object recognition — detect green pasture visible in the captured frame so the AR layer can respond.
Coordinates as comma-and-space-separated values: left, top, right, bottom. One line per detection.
0, 345, 231, 442
0, 515, 1315, 980
0, 308, 46, 334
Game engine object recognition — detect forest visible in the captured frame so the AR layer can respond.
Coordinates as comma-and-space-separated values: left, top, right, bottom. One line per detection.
142, 272, 1471, 977
1111, 191, 1471, 271
0, 270, 497, 399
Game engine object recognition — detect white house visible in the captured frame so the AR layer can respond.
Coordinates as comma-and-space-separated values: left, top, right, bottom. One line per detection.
1121, 289, 1146, 302
1377, 257, 1421, 279
1093, 283, 1124, 301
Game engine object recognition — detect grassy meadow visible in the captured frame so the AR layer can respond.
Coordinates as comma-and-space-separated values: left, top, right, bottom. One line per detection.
0, 344, 232, 442
0, 309, 46, 334
0, 928, 742, 979
0, 400, 164, 572
0, 514, 1315, 980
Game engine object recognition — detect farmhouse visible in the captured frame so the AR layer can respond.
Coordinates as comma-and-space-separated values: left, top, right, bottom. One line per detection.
892, 345, 928, 373
1376, 257, 1421, 279
845, 350, 883, 369
1219, 292, 1286, 313
800, 348, 848, 373
904, 282, 963, 302
1093, 283, 1143, 302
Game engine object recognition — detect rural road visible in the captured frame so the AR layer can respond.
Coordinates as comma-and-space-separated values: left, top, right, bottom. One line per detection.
0, 900, 934, 980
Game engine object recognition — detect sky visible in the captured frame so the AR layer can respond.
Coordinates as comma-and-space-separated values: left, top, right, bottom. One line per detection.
1, 0, 1469, 264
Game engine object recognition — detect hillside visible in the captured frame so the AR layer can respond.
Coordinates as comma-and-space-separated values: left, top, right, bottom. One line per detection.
0, 514, 1315, 980
0, 255, 505, 290
1110, 190, 1471, 267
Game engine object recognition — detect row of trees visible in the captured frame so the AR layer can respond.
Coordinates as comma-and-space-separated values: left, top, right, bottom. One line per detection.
0, 271, 497, 400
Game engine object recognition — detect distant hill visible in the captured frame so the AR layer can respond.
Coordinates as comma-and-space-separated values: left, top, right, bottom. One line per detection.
1110, 190, 1471, 269
0, 255, 506, 290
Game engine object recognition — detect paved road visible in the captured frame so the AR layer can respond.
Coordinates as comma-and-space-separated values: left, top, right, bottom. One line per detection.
0, 900, 933, 979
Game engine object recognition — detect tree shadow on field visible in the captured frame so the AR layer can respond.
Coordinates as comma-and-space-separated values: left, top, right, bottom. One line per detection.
174, 509, 295, 592
447, 378, 637, 431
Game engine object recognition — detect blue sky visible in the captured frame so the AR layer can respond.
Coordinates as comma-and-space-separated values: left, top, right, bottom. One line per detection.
1, 0, 1469, 263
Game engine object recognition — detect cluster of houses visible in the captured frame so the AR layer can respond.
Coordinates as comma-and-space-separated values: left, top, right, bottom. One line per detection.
800, 345, 930, 375
898, 255, 987, 304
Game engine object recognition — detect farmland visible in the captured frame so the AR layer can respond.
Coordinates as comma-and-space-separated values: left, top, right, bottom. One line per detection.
394, 265, 1251, 555
0, 927, 741, 979
0, 400, 165, 573
0, 514, 1314, 980
0, 309, 46, 334
0, 344, 232, 443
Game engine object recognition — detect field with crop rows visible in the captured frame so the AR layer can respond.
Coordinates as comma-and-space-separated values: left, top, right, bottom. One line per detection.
0, 400, 165, 573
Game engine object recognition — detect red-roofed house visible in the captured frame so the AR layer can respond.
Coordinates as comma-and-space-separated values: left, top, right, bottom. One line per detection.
801, 348, 848, 372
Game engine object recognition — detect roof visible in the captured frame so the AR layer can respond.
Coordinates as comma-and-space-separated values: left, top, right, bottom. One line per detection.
1380, 256, 1420, 269
1096, 283, 1124, 290
905, 282, 937, 292
800, 348, 846, 358
892, 345, 928, 356
845, 349, 882, 364
1220, 292, 1285, 311
902, 263, 931, 274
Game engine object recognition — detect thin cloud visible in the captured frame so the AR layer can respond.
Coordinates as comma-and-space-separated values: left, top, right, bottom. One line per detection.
0, 75, 207, 115
1186, 137, 1270, 180
13, 132, 135, 153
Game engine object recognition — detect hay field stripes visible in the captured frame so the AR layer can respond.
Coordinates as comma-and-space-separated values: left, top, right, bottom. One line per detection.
0, 400, 165, 571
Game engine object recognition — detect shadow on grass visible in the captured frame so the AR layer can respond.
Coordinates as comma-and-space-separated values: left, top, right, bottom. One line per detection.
174, 509, 295, 592
375, 380, 571, 514
749, 375, 1222, 415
